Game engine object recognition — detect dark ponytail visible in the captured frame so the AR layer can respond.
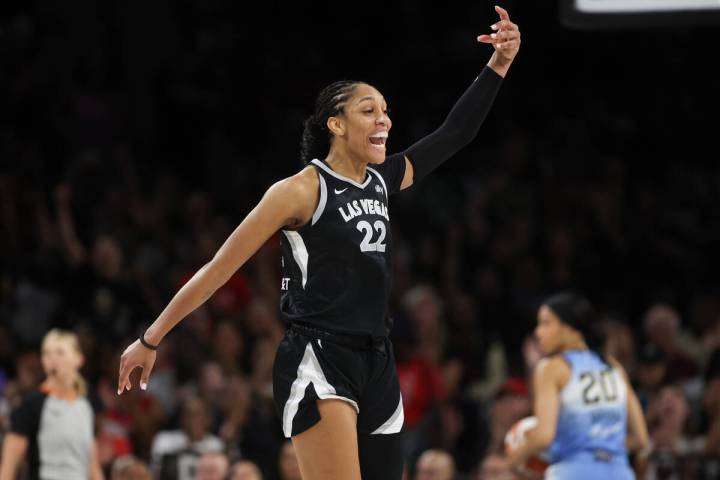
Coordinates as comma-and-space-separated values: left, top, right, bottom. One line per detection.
300, 80, 362, 164
544, 292, 608, 364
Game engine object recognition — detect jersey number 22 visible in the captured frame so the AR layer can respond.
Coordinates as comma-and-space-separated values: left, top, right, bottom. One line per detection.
357, 220, 387, 252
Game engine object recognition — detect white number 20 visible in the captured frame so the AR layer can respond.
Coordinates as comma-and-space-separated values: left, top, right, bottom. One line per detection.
357, 220, 387, 252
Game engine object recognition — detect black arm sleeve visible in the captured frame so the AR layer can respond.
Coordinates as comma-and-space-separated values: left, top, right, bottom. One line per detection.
404, 65, 503, 182
372, 152, 407, 196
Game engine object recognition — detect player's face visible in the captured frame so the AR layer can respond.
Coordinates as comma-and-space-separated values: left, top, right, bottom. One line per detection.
340, 84, 392, 165
535, 305, 563, 354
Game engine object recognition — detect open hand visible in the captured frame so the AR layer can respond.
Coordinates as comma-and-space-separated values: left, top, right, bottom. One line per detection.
478, 5, 521, 64
117, 339, 156, 395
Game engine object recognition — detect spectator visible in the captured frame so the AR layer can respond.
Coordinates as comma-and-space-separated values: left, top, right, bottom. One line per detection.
150, 397, 224, 479
647, 386, 690, 449
95, 369, 165, 468
414, 449, 456, 480
212, 320, 245, 377
277, 441, 301, 480
244, 298, 285, 346
643, 304, 700, 381
643, 385, 692, 478
397, 286, 449, 458
110, 455, 152, 480
600, 316, 636, 376
195, 452, 230, 480
230, 459, 263, 480
635, 343, 668, 409
485, 378, 531, 456
474, 453, 514, 480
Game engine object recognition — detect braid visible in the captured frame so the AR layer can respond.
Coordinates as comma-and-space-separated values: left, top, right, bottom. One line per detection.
300, 80, 361, 164
544, 292, 608, 364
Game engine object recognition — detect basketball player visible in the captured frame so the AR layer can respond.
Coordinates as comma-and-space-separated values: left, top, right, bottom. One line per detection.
506, 292, 649, 479
117, 6, 521, 479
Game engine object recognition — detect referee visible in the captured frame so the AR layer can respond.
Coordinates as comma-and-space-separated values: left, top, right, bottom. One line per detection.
0, 329, 104, 480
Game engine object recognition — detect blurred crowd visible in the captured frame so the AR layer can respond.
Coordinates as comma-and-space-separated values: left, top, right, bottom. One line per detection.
1, 1, 719, 479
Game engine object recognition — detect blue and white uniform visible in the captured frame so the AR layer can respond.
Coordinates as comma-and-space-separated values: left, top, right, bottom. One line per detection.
545, 350, 634, 480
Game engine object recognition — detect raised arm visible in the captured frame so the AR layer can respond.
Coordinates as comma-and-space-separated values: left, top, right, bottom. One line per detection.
117, 168, 319, 394
398, 5, 521, 190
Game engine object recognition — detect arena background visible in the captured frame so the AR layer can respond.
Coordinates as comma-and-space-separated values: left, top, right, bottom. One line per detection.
1, 1, 718, 479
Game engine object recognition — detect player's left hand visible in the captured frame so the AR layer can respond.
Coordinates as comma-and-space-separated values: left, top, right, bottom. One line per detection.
478, 5, 521, 64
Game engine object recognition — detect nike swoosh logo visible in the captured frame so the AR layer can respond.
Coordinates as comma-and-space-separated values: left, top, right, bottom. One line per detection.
334, 188, 348, 194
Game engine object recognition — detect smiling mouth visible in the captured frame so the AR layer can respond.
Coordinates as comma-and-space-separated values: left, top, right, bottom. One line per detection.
369, 132, 388, 149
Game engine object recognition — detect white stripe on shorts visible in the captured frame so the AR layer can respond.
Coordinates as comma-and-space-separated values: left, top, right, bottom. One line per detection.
371, 395, 404, 434
282, 341, 359, 438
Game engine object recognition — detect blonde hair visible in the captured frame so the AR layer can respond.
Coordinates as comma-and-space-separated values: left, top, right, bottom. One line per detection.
42, 328, 88, 397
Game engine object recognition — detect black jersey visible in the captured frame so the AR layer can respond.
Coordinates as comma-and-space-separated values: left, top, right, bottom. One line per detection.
279, 154, 406, 337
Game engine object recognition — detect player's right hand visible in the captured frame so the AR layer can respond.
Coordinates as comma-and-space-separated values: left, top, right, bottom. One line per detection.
117, 339, 156, 395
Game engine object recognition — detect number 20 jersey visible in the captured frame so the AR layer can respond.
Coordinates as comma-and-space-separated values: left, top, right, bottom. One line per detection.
548, 350, 629, 463
279, 156, 406, 337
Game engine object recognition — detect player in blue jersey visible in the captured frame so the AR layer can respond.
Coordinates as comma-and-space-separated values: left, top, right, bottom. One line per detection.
118, 6, 520, 480
507, 292, 649, 479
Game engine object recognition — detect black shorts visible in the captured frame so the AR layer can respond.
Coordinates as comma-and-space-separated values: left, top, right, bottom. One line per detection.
272, 323, 404, 439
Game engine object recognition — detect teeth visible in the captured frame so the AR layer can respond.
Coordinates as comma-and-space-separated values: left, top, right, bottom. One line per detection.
370, 132, 388, 139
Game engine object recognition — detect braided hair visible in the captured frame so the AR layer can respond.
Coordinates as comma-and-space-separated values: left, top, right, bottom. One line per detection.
543, 292, 608, 364
300, 80, 363, 164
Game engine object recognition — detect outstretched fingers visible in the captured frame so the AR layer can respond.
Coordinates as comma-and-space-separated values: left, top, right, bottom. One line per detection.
478, 6, 521, 56
495, 4, 510, 21
479, 7, 519, 45
478, 27, 520, 45
492, 20, 518, 32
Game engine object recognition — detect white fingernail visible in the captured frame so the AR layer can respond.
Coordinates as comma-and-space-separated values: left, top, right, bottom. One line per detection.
491, 33, 497, 39
141, 382, 147, 391
117, 389, 122, 395
491, 24, 498, 30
